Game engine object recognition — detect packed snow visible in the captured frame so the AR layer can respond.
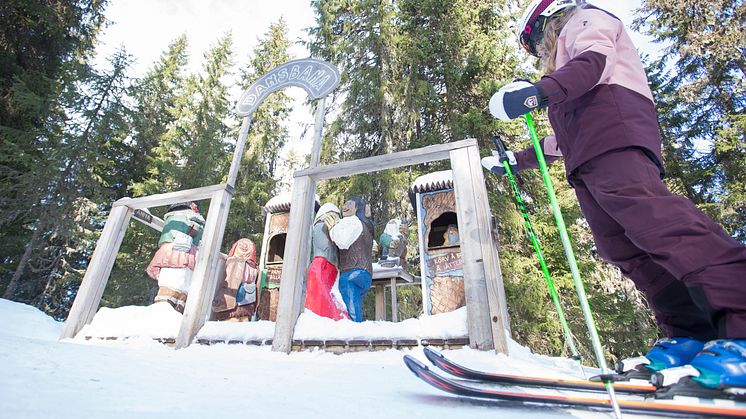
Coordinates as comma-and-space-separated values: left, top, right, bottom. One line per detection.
1, 298, 665, 418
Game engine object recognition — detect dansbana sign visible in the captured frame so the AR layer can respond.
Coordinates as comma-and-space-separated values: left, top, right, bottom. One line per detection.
235, 58, 340, 117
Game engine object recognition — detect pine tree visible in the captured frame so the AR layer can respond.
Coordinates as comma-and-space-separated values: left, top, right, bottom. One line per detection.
4, 49, 134, 319
0, 0, 108, 298
102, 36, 192, 309
224, 19, 293, 247
635, 1, 746, 240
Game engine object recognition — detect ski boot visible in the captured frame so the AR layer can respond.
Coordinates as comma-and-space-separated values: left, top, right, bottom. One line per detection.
655, 339, 746, 401
646, 337, 706, 371
691, 339, 746, 389
593, 337, 705, 383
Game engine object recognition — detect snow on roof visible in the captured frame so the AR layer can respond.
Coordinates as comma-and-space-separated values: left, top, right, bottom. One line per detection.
409, 170, 453, 194
264, 192, 321, 214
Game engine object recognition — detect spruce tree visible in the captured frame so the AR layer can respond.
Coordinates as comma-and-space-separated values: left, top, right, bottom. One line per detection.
635, 1, 746, 240
224, 19, 293, 247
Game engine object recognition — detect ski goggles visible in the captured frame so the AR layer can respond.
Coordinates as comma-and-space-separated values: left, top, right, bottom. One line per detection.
519, 15, 550, 57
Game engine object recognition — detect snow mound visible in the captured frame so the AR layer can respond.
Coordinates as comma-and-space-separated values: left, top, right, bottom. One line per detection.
0, 298, 63, 340
75, 302, 469, 342
77, 302, 182, 339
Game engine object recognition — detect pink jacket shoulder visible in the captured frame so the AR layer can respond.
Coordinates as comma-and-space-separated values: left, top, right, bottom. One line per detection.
556, 7, 654, 102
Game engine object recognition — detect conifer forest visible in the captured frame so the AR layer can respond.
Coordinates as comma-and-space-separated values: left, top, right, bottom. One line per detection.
1, 0, 744, 362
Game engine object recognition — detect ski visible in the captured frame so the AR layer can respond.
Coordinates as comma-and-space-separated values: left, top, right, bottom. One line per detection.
423, 346, 656, 395
404, 355, 746, 418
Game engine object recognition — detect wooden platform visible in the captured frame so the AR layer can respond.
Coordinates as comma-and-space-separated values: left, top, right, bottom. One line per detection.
83, 336, 469, 353
371, 265, 419, 322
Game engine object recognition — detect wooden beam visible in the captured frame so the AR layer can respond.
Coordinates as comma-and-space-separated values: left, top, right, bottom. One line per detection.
450, 147, 499, 351
464, 144, 510, 354
131, 210, 164, 231
175, 187, 233, 348
272, 175, 316, 353
226, 117, 252, 188
60, 205, 132, 339
295, 139, 478, 181
112, 184, 229, 210
308, 97, 326, 167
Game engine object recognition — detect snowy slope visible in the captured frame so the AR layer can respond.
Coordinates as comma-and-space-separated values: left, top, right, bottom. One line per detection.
0, 299, 661, 419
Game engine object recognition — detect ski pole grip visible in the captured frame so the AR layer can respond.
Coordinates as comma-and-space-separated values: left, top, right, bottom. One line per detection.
492, 135, 509, 164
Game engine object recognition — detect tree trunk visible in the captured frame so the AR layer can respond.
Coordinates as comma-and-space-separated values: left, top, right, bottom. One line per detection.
3, 228, 40, 299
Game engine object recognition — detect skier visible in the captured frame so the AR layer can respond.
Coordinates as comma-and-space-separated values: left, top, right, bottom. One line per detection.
482, 0, 746, 390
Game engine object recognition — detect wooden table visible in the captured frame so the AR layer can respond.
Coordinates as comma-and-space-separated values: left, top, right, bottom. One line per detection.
371, 265, 418, 322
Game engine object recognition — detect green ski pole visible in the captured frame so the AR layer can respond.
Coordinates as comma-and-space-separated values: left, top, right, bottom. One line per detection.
523, 113, 623, 419
491, 135, 579, 360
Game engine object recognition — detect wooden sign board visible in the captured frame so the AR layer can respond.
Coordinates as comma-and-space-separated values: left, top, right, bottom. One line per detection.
236, 59, 340, 117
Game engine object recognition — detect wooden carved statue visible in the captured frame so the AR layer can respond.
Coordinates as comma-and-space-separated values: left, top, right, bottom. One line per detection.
212, 238, 259, 321
146, 201, 205, 313
304, 203, 349, 320
379, 218, 409, 268
442, 224, 459, 246
329, 196, 374, 322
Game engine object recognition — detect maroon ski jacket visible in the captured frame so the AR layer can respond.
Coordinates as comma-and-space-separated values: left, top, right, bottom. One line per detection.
515, 5, 663, 176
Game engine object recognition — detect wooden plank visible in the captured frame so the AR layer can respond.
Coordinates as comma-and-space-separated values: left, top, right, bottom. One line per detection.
415, 192, 431, 315
464, 144, 509, 354
272, 175, 316, 353
449, 147, 495, 351
295, 139, 478, 181
226, 116, 253, 188
112, 184, 229, 210
390, 277, 398, 322
60, 205, 132, 339
175, 187, 233, 349
375, 284, 385, 321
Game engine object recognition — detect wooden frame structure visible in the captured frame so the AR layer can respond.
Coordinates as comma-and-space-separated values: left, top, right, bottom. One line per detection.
61, 58, 510, 355
273, 139, 510, 354
60, 59, 341, 349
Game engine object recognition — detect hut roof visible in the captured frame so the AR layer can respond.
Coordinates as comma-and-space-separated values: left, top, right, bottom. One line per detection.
264, 193, 321, 214
408, 170, 453, 210
409, 170, 453, 194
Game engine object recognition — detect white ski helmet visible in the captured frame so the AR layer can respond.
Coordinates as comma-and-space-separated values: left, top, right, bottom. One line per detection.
517, 0, 584, 56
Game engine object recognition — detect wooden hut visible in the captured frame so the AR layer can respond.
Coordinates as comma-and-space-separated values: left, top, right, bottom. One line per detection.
409, 170, 466, 315
257, 193, 319, 321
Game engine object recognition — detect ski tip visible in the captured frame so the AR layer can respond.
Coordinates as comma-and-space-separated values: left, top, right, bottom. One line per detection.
423, 345, 444, 360
403, 355, 429, 376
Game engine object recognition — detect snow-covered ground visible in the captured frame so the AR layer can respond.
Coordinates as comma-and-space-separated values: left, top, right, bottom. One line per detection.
0, 298, 663, 419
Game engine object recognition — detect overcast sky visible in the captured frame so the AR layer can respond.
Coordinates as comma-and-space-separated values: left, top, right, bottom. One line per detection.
96, 0, 651, 77
94, 0, 654, 187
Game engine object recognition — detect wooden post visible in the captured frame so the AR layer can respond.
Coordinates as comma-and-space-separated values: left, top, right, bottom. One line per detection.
272, 175, 316, 353
450, 146, 509, 353
466, 144, 511, 337
226, 117, 252, 188
390, 278, 398, 322
175, 186, 233, 349
415, 193, 431, 316
375, 285, 386, 321
60, 205, 132, 339
309, 97, 326, 167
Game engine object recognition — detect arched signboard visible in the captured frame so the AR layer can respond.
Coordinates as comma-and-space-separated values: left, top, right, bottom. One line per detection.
235, 58, 341, 117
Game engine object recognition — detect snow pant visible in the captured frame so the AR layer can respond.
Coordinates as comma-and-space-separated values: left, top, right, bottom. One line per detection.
568, 148, 746, 339
305, 257, 349, 320
339, 268, 372, 322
